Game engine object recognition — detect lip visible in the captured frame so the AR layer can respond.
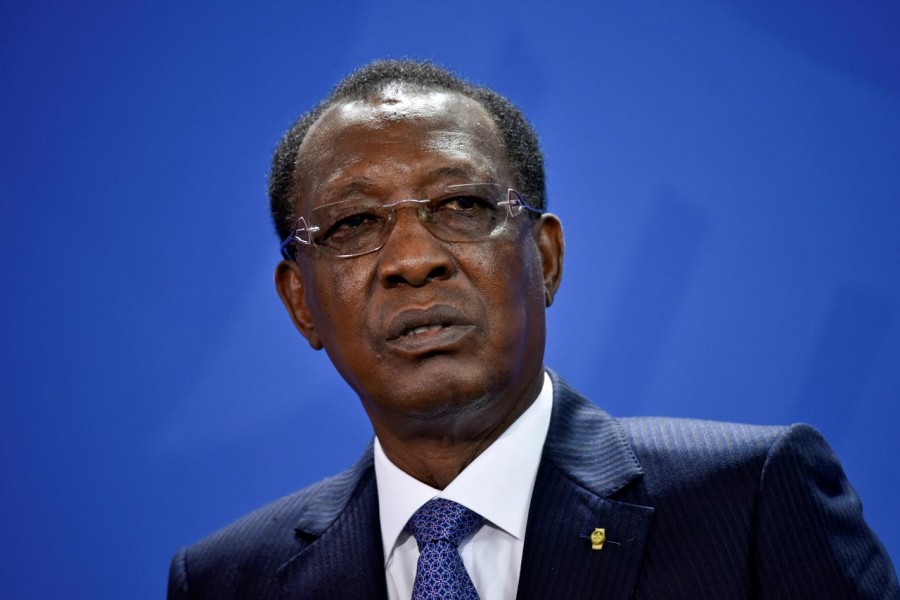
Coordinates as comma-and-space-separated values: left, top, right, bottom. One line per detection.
384, 304, 476, 354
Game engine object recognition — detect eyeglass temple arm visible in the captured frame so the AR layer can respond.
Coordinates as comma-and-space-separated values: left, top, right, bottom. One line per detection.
498, 189, 544, 216
280, 216, 319, 260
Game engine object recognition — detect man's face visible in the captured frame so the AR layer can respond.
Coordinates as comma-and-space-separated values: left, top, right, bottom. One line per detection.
276, 88, 562, 439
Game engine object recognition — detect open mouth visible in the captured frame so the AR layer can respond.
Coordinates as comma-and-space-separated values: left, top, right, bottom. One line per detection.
385, 305, 474, 352
404, 324, 448, 337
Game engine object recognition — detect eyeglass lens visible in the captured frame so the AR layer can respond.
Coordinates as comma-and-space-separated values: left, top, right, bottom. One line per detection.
311, 184, 511, 257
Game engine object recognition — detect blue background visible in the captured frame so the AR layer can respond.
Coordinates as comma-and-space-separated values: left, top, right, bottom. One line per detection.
2, 1, 898, 597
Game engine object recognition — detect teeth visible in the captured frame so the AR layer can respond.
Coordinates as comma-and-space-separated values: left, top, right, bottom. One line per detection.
405, 324, 444, 336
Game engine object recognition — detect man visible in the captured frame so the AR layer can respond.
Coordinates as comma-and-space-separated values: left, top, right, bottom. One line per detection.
168, 60, 898, 599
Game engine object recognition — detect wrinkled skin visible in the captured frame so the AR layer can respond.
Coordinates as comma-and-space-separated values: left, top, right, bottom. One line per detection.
275, 88, 564, 487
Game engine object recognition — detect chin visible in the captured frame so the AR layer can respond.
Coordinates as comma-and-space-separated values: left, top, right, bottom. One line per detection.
390, 362, 511, 414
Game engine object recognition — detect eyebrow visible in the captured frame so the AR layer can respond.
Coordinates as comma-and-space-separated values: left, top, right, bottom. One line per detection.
316, 178, 377, 206
424, 166, 485, 184
320, 165, 493, 205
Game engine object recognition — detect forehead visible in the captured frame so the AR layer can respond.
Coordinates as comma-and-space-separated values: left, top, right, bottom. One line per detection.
294, 89, 512, 209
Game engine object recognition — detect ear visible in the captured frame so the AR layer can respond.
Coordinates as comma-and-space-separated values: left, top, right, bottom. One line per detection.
275, 260, 323, 350
535, 214, 564, 307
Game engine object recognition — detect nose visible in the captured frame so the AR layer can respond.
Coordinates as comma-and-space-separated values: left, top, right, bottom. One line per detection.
376, 205, 455, 288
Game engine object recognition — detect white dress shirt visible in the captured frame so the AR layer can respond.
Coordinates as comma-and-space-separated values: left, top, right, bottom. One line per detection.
374, 372, 554, 600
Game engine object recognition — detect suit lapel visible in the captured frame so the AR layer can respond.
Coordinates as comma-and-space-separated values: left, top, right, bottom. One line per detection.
516, 372, 654, 599
277, 448, 388, 600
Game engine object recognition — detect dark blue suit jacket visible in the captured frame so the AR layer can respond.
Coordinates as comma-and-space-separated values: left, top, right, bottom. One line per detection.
168, 372, 899, 598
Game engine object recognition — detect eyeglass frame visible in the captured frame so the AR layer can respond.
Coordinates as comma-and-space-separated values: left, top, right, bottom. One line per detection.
279, 184, 543, 260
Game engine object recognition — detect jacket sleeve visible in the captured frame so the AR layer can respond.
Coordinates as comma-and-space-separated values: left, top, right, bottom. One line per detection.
167, 547, 190, 600
754, 424, 899, 599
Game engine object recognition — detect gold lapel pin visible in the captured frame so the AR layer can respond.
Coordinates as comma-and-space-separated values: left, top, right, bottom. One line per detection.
590, 528, 606, 550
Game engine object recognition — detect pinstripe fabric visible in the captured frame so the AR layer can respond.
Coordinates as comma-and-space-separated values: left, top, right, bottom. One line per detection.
168, 371, 899, 599
167, 448, 387, 600
612, 416, 899, 599
516, 373, 653, 599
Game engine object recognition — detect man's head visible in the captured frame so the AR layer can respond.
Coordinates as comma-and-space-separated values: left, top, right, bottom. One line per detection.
272, 60, 563, 445
269, 60, 546, 244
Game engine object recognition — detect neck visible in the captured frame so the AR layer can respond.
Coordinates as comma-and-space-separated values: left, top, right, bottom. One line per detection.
371, 371, 544, 489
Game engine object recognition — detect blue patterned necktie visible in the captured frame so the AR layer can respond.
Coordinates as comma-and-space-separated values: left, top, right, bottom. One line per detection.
407, 498, 484, 600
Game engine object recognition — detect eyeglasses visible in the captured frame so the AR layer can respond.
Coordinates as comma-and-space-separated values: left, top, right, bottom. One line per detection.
280, 183, 543, 260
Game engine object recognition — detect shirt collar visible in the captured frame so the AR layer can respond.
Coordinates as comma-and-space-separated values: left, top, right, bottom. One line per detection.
374, 371, 554, 563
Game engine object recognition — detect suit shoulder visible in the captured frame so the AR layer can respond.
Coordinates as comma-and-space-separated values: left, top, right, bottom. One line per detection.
619, 416, 789, 457
169, 453, 374, 598
194, 462, 365, 552
617, 417, 796, 493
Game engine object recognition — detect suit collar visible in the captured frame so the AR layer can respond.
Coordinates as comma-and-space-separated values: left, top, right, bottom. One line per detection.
543, 369, 644, 498
277, 445, 388, 600
516, 370, 654, 599
289, 444, 377, 537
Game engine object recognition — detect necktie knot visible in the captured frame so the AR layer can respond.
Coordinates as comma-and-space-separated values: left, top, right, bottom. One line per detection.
407, 498, 484, 549
407, 498, 484, 599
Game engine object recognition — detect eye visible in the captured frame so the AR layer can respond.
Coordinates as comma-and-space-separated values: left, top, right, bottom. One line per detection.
321, 210, 381, 241
436, 195, 491, 213
337, 213, 375, 229
430, 193, 502, 238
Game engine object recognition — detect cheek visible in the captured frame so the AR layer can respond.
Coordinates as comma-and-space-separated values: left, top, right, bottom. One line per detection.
466, 240, 545, 338
306, 262, 373, 335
